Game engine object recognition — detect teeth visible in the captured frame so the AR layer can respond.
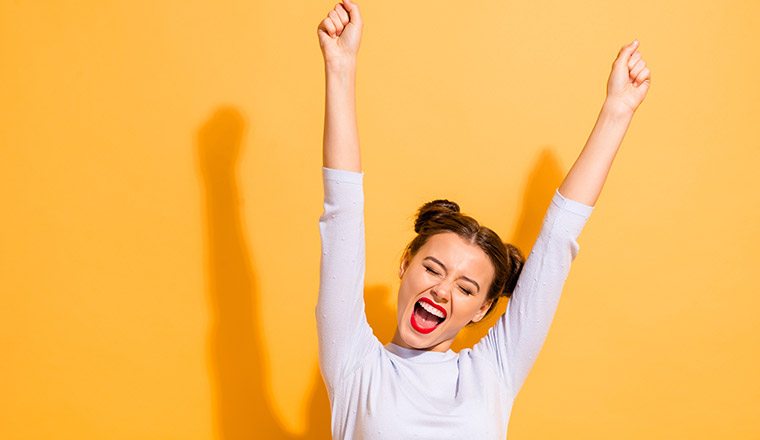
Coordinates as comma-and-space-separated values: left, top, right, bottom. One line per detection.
418, 300, 445, 319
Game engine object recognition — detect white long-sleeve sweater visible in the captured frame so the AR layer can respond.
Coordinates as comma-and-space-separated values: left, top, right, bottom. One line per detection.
316, 167, 594, 439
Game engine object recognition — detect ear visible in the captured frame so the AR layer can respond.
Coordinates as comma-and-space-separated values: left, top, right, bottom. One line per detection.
399, 251, 411, 279
471, 298, 494, 323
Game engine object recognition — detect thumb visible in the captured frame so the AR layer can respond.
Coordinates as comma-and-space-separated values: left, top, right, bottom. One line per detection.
341, 0, 363, 26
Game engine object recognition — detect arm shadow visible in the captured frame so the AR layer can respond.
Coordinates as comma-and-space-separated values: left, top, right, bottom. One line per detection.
196, 106, 331, 440
452, 147, 565, 351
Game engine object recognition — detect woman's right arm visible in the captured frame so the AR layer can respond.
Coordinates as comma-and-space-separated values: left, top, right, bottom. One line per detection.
316, 1, 376, 392
318, 0, 363, 172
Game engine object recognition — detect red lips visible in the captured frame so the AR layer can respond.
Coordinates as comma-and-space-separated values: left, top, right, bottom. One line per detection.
410, 297, 447, 334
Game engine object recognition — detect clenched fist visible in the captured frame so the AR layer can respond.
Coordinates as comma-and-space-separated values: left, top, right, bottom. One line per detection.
317, 0, 364, 64
606, 40, 652, 113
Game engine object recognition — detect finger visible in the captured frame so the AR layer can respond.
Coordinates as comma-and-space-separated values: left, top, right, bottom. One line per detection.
615, 40, 639, 67
328, 10, 344, 35
627, 51, 642, 70
341, 0, 363, 26
633, 67, 651, 87
334, 3, 350, 25
629, 59, 647, 83
320, 17, 337, 38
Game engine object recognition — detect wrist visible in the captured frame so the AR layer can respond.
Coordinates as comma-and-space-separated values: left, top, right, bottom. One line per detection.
600, 99, 635, 122
325, 57, 357, 74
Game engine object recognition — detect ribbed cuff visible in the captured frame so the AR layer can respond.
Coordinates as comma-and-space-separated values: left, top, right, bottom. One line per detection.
322, 166, 364, 184
552, 189, 594, 219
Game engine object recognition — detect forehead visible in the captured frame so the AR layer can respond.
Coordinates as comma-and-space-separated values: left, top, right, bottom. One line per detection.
414, 232, 494, 279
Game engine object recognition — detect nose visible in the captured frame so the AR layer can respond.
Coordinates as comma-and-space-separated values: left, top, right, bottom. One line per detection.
431, 281, 451, 304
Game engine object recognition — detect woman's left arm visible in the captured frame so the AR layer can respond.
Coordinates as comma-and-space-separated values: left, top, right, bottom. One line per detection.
558, 40, 651, 206
473, 41, 651, 398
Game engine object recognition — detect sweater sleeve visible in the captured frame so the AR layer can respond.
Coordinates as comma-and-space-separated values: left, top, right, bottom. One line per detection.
316, 167, 379, 395
472, 189, 594, 400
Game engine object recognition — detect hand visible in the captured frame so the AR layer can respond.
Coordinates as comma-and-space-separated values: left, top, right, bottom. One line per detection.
317, 0, 364, 65
605, 40, 651, 114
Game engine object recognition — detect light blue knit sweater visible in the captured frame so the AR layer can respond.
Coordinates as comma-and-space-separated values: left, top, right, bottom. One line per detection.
316, 167, 594, 439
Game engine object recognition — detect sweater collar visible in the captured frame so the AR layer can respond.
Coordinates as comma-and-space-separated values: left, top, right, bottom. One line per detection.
384, 342, 458, 363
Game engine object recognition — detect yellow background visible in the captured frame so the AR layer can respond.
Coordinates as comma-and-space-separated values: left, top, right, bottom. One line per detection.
2, 0, 759, 438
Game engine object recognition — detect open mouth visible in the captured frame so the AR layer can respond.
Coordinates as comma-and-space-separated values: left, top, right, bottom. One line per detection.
410, 297, 447, 334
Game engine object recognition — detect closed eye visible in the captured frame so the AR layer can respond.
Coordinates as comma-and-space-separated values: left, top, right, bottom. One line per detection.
459, 285, 472, 295
424, 266, 440, 276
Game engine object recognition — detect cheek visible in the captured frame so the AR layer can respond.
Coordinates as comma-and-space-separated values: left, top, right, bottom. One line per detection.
396, 275, 427, 324
454, 297, 487, 324
396, 281, 413, 321
398, 274, 423, 303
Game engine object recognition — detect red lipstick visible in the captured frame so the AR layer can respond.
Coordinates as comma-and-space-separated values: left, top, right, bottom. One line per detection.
410, 297, 447, 334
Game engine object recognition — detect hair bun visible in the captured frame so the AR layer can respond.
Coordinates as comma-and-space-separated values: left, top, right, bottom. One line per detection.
500, 243, 525, 296
414, 199, 460, 233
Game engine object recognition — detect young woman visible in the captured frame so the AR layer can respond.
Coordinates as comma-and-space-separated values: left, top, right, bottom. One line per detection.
316, 1, 650, 438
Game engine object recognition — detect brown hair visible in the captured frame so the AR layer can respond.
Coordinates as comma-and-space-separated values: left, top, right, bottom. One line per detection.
403, 199, 525, 322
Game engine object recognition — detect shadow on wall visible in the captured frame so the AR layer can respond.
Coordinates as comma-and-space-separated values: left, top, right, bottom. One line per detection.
364, 285, 396, 345
197, 106, 332, 439
197, 106, 563, 438
452, 148, 564, 351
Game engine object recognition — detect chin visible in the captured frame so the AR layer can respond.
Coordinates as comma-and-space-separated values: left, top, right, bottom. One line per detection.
397, 320, 447, 351
400, 329, 428, 349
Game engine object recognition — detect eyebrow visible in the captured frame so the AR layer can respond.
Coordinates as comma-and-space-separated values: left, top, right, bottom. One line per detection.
423, 256, 481, 292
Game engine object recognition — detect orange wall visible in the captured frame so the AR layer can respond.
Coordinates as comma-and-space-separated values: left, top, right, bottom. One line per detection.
2, 1, 759, 439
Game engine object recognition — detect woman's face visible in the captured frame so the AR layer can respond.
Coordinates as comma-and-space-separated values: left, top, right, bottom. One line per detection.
391, 231, 495, 352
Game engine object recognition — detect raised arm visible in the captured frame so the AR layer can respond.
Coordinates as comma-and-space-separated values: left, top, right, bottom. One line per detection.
558, 40, 651, 206
317, 0, 363, 172
315, 1, 377, 392
473, 41, 651, 398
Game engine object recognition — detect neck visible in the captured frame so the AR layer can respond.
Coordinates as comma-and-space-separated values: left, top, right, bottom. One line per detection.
391, 328, 453, 352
